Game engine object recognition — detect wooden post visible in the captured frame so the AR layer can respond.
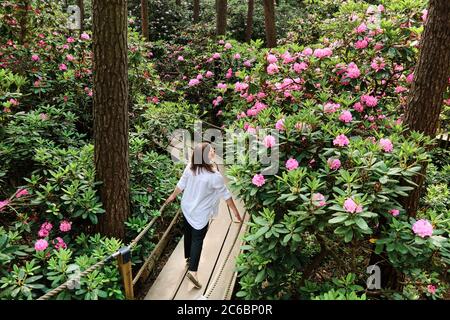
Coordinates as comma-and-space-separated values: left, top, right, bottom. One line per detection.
117, 247, 134, 300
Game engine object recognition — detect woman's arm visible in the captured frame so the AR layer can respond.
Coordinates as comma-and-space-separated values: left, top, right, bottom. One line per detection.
226, 197, 242, 223
164, 187, 183, 205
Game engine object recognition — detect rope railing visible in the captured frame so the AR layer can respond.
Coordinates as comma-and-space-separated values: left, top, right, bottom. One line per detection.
36, 202, 172, 300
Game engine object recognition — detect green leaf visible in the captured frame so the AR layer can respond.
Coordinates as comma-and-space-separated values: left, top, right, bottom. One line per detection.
354, 217, 369, 231
329, 215, 348, 224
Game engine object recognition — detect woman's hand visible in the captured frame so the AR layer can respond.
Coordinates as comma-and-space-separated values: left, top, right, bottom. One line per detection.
233, 210, 243, 223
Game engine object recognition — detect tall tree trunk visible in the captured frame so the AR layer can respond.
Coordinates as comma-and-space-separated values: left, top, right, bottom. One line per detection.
141, 0, 149, 40
193, 0, 200, 23
93, 0, 130, 239
216, 0, 227, 36
263, 0, 277, 48
403, 0, 450, 216
78, 0, 84, 33
245, 0, 254, 42
18, 0, 30, 44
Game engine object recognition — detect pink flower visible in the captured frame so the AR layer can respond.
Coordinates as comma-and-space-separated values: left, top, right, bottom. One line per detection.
31, 54, 40, 62
324, 102, 340, 113
378, 5, 385, 12
80, 32, 90, 40
355, 23, 367, 34
374, 42, 384, 51
188, 79, 200, 86
35, 239, 48, 251
406, 73, 414, 83
354, 39, 368, 49
395, 86, 408, 94
234, 53, 241, 60
281, 51, 295, 64
257, 92, 266, 99
224, 43, 232, 49
427, 285, 436, 295
302, 47, 313, 56
333, 134, 350, 147
0, 200, 10, 212
38, 228, 49, 238
53, 237, 67, 250
327, 158, 341, 170
293, 62, 308, 73
267, 54, 278, 64
252, 174, 266, 187
243, 60, 252, 67
226, 68, 233, 79
263, 135, 276, 148
212, 53, 221, 59
41, 222, 53, 231
345, 62, 360, 79
40, 113, 49, 120
66, 54, 74, 61
275, 118, 285, 131
371, 57, 385, 72
361, 95, 378, 107
422, 9, 428, 23
339, 110, 353, 123
267, 63, 279, 75
217, 83, 227, 90
177, 55, 184, 61
412, 219, 433, 238
379, 138, 393, 153
60, 220, 72, 232
205, 71, 214, 78
389, 209, 400, 217
285, 158, 299, 171
196, 74, 203, 80
353, 102, 364, 112
15, 188, 28, 198
59, 63, 67, 71
313, 48, 333, 58
312, 193, 326, 207
66, 37, 75, 43
344, 198, 363, 213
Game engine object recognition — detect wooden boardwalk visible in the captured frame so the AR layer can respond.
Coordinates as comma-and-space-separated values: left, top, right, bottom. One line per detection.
144, 135, 249, 300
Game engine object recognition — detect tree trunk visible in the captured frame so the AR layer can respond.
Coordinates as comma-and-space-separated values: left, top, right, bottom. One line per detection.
263, 0, 277, 48
141, 0, 149, 40
78, 0, 84, 33
216, 0, 227, 36
193, 0, 200, 23
18, 0, 30, 45
403, 0, 450, 216
93, 0, 130, 239
245, 0, 254, 42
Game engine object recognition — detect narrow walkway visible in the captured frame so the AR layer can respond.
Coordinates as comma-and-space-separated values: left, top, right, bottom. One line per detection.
145, 134, 249, 300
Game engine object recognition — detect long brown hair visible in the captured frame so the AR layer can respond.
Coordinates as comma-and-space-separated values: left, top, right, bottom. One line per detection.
190, 142, 215, 175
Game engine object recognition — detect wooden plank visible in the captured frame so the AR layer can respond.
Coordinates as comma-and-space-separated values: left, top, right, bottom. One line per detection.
144, 235, 187, 300
173, 200, 232, 300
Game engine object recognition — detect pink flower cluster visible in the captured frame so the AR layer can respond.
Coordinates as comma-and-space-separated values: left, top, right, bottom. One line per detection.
313, 48, 333, 59
246, 101, 267, 116
285, 158, 299, 171
333, 134, 350, 147
324, 102, 340, 113
344, 198, 363, 213
327, 158, 341, 170
345, 62, 361, 79
252, 174, 266, 187
389, 209, 400, 217
312, 193, 326, 207
361, 95, 378, 107
412, 219, 433, 238
379, 138, 393, 152
35, 239, 48, 251
53, 237, 67, 250
275, 118, 285, 131
339, 110, 353, 123
60, 220, 72, 232
263, 135, 276, 148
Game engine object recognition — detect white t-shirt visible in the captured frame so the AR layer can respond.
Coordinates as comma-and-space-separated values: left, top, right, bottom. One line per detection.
177, 164, 232, 230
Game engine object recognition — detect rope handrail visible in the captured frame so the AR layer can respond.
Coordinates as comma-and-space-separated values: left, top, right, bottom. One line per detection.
36, 202, 170, 300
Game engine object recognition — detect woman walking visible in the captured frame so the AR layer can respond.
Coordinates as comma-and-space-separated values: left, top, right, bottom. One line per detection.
164, 142, 242, 289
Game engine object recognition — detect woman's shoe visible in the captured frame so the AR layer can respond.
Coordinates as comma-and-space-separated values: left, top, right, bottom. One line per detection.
186, 272, 202, 289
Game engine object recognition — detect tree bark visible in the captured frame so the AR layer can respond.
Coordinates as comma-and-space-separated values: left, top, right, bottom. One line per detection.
78, 0, 84, 33
18, 0, 30, 45
193, 0, 200, 23
402, 0, 450, 216
216, 0, 227, 36
93, 0, 130, 239
263, 0, 277, 48
245, 0, 254, 42
141, 0, 149, 40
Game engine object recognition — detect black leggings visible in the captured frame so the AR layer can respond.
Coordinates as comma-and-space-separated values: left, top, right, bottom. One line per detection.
183, 217, 208, 272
